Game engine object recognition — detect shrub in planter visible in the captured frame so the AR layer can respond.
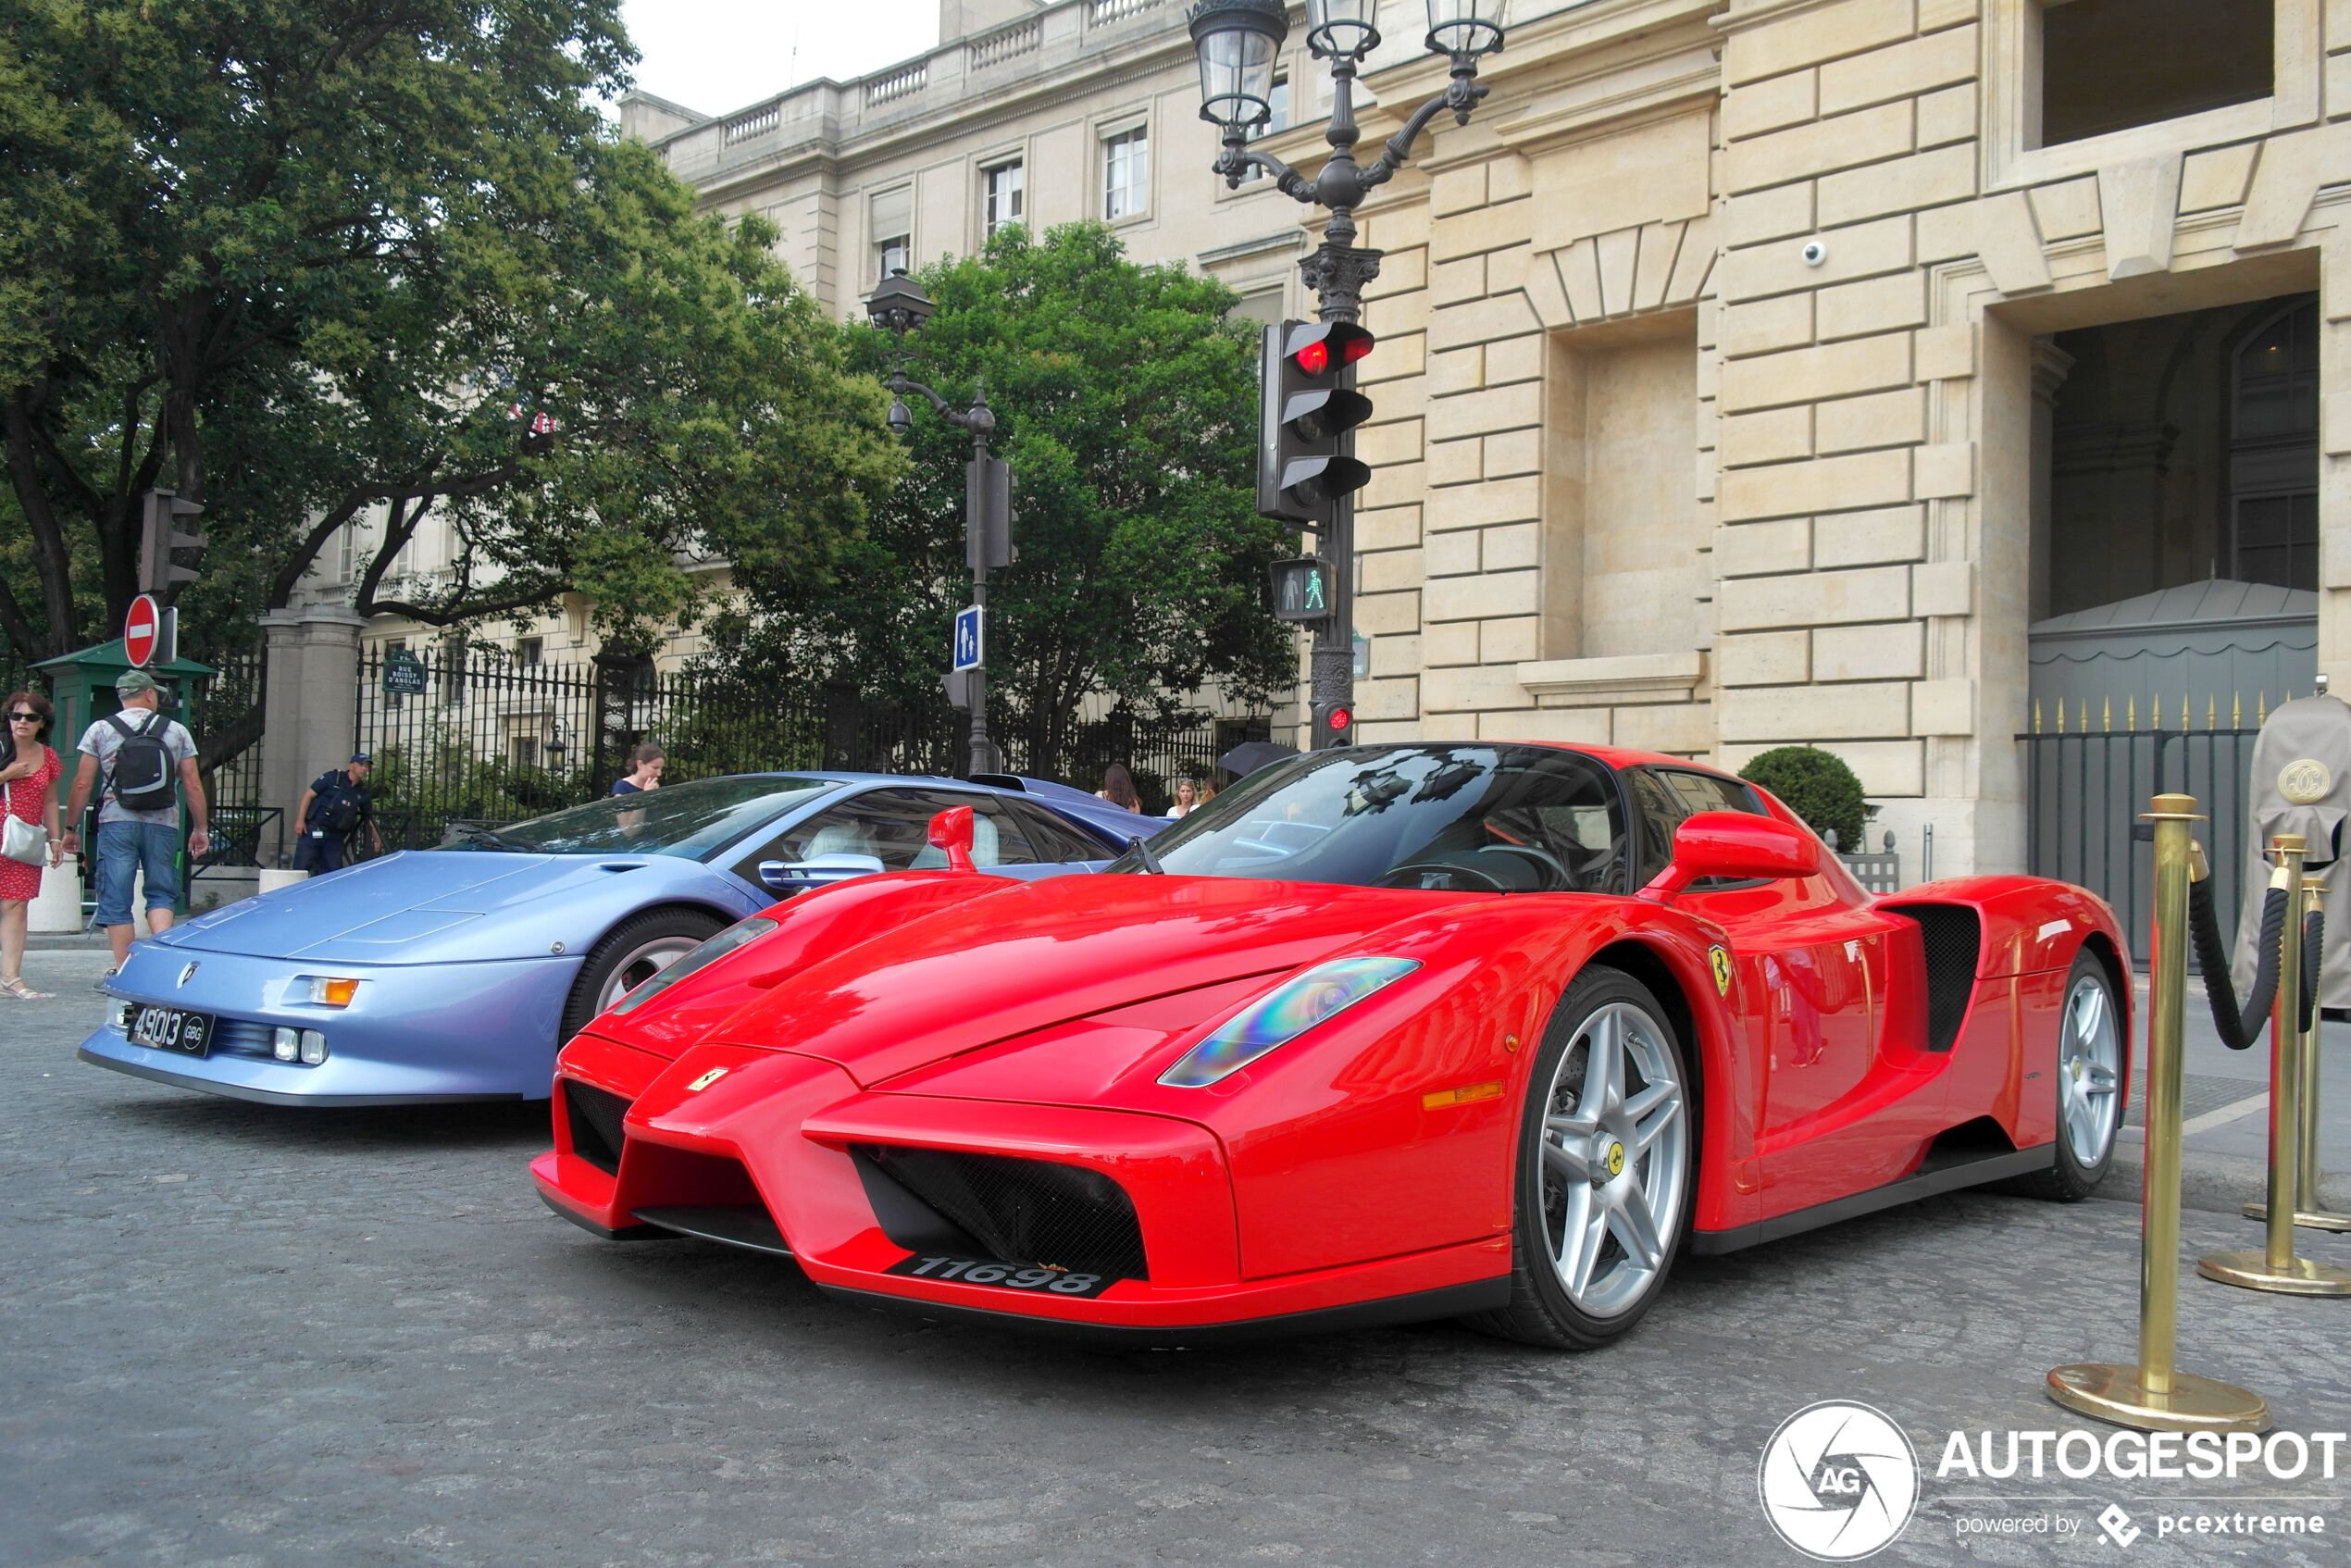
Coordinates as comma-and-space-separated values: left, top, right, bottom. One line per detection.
1739, 746, 1866, 848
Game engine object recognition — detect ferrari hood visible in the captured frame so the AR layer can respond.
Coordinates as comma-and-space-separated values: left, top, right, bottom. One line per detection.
708, 873, 1487, 1087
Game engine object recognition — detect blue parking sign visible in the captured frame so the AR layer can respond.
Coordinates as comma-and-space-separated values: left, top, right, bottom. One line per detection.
952, 605, 984, 672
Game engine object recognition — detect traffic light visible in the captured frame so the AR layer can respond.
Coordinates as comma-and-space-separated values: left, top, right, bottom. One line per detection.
1311, 699, 1355, 750
138, 490, 205, 597
1258, 319, 1375, 523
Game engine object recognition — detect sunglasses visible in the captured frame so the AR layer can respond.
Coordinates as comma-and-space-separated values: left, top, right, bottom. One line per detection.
6, 712, 39, 722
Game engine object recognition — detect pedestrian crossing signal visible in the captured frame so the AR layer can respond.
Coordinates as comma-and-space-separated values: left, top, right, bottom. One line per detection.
1271, 556, 1333, 626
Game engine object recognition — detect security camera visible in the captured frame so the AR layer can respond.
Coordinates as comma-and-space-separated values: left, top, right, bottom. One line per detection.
1800, 240, 1828, 268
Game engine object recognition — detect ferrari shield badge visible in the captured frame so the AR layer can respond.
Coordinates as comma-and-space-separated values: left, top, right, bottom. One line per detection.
2280, 758, 2332, 805
1709, 945, 1734, 996
685, 1066, 729, 1092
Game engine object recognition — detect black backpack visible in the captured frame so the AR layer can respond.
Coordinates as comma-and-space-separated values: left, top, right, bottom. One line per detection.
313, 778, 361, 833
106, 712, 178, 813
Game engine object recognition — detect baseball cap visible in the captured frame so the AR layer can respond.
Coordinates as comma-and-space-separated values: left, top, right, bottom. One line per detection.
115, 670, 160, 697
350, 753, 372, 765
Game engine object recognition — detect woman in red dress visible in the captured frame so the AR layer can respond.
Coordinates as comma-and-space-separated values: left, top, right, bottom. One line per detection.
0, 690, 65, 1000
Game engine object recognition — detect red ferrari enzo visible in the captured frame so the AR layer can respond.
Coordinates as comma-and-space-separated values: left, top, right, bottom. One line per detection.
532, 743, 2130, 1348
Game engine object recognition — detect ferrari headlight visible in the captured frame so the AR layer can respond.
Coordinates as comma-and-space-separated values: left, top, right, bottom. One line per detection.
1159, 957, 1420, 1088
608, 916, 780, 1016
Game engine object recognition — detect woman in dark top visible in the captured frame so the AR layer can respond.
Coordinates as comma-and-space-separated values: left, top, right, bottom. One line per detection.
611, 743, 665, 796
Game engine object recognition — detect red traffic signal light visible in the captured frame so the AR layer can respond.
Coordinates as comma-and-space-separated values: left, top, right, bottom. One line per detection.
1325, 705, 1352, 731
1259, 320, 1378, 523
1312, 700, 1355, 748
1290, 323, 1373, 378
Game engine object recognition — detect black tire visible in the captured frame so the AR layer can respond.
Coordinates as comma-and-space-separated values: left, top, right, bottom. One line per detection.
2003, 950, 2121, 1201
559, 907, 725, 1041
1463, 964, 1695, 1350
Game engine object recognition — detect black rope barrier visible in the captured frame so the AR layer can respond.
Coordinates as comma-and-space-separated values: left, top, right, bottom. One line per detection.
2188, 871, 2285, 1052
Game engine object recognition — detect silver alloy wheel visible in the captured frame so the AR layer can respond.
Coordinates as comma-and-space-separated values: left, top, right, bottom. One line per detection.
597, 936, 704, 1013
2059, 972, 2121, 1167
1539, 1001, 1689, 1318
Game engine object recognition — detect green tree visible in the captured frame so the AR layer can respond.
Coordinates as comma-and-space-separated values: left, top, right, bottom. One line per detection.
0, 1, 902, 706
1741, 746, 1869, 847
719, 222, 1295, 772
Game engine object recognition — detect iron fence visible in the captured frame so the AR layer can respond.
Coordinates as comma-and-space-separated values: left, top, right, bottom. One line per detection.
192, 650, 271, 880
350, 648, 1236, 844
2020, 724, 2260, 964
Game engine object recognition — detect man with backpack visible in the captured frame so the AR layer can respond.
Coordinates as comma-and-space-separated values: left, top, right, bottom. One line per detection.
292, 753, 380, 872
59, 670, 209, 986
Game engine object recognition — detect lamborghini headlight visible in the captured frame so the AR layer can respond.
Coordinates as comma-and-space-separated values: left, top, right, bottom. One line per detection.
1159, 957, 1420, 1088
608, 916, 780, 1016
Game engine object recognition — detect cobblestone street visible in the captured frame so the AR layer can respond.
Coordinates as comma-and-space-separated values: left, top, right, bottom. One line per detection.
5, 948, 2348, 1567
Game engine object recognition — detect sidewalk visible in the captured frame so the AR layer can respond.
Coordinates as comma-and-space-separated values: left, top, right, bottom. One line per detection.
2108, 971, 2351, 1214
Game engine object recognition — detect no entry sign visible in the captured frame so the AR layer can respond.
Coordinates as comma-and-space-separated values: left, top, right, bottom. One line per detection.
124, 593, 161, 667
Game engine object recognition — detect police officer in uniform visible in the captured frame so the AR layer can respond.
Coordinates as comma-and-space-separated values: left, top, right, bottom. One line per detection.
293, 753, 381, 873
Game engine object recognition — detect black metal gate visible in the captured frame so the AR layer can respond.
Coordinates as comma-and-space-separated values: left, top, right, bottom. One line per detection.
2021, 720, 2260, 962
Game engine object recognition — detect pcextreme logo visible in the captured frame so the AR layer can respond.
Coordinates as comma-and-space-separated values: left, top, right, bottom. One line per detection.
1758, 1401, 1921, 1561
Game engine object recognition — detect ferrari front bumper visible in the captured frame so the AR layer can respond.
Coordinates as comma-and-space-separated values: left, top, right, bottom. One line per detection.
532, 1032, 1511, 1337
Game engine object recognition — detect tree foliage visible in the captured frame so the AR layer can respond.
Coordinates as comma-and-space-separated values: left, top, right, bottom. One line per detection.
1740, 745, 1868, 847
714, 223, 1294, 770
0, 0, 902, 681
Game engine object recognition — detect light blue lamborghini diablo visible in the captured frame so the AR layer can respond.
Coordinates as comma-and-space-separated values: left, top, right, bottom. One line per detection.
78, 772, 1163, 1106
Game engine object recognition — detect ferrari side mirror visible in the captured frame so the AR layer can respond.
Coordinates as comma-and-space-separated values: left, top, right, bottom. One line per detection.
1641, 812, 1820, 900
927, 806, 976, 873
759, 852, 887, 892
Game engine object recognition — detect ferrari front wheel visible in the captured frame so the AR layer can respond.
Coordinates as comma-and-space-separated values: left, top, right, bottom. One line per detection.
2005, 951, 2121, 1201
1468, 964, 1692, 1350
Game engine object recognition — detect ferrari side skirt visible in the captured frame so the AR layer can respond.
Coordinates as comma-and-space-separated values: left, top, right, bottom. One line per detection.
77, 1046, 524, 1108
814, 1276, 1513, 1345
1688, 1141, 2055, 1255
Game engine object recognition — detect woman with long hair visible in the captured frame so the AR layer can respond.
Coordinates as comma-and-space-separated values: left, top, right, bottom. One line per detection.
0, 690, 64, 1000
1095, 764, 1141, 813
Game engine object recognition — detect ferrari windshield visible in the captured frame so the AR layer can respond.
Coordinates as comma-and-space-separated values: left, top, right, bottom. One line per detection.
1106, 745, 1628, 893
430, 775, 835, 860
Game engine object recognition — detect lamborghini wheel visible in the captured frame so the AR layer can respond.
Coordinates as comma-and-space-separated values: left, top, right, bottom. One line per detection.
1467, 964, 1693, 1350
2007, 950, 2121, 1201
560, 908, 725, 1040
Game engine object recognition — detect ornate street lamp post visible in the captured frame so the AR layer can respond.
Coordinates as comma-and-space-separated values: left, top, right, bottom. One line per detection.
1188, 0, 1507, 735
865, 268, 1007, 777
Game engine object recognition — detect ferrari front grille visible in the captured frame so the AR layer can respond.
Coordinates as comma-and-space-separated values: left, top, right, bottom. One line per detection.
564, 1079, 630, 1175
854, 1146, 1150, 1282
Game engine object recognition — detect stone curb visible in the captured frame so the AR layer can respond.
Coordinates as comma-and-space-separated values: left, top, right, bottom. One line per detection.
2108, 1139, 2351, 1217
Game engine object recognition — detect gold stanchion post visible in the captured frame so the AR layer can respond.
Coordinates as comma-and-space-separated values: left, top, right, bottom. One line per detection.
2049, 794, 2270, 1432
2203, 841, 2351, 1294
2245, 870, 2351, 1234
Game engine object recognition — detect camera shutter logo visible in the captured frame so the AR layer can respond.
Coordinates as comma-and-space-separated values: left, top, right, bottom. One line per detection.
1757, 1400, 1919, 1561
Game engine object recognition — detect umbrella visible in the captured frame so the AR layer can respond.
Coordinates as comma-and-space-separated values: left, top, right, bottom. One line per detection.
1217, 740, 1298, 779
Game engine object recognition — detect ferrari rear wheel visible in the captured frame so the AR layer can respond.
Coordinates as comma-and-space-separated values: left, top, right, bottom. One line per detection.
560, 908, 725, 1040
1467, 964, 1692, 1350
2006, 951, 2121, 1202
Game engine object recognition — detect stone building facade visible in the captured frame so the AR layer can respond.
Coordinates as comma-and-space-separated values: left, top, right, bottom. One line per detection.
625, 0, 2351, 878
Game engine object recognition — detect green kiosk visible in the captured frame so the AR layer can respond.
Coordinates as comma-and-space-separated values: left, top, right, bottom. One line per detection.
32, 639, 215, 919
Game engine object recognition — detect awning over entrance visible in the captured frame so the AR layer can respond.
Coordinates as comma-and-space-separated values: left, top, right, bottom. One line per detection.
2028, 578, 2316, 730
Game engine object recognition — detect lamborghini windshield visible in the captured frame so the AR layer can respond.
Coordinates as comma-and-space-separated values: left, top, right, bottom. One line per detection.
1105, 745, 1628, 893
430, 775, 835, 860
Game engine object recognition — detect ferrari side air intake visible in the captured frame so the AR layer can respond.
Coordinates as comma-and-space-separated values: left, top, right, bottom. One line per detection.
855, 1146, 1151, 1282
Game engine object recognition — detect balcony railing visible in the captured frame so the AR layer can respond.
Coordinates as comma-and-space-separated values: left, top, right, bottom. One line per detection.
970, 16, 1044, 69
1088, 0, 1162, 23
721, 100, 782, 144
865, 61, 927, 106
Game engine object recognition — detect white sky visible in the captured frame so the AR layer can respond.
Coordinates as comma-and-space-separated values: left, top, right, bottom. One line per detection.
618, 1, 942, 118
